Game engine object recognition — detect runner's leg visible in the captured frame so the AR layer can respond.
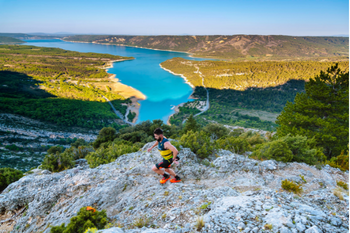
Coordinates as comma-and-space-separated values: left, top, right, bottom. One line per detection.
164, 168, 176, 177
152, 164, 165, 175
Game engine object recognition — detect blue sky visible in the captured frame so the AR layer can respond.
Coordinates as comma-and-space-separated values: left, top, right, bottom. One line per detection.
0, 0, 348, 36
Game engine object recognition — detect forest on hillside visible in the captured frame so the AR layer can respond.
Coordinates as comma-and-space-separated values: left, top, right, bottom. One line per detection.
64, 34, 349, 60
0, 45, 134, 130
15, 63, 349, 172
166, 59, 349, 130
161, 58, 349, 90
0, 36, 24, 44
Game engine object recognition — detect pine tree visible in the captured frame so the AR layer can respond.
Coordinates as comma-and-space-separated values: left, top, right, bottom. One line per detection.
183, 114, 201, 133
276, 63, 349, 159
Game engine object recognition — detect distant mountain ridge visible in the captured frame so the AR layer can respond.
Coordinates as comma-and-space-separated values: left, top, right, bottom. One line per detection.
63, 34, 349, 60
0, 33, 63, 40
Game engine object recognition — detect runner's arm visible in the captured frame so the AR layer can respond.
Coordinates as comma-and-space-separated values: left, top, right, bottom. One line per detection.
164, 141, 178, 160
148, 141, 158, 151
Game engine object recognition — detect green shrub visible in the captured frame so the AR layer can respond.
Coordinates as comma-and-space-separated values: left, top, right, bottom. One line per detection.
71, 139, 89, 148
118, 130, 149, 143
326, 149, 349, 171
333, 189, 344, 200
170, 140, 182, 151
86, 140, 143, 168
200, 202, 211, 209
252, 140, 293, 162
84, 228, 98, 233
74, 146, 94, 160
47, 146, 64, 155
337, 180, 348, 190
179, 130, 214, 158
194, 216, 205, 231
40, 151, 75, 172
132, 216, 151, 228
92, 127, 117, 150
0, 167, 23, 192
50, 206, 107, 233
299, 175, 307, 183
63, 146, 94, 160
251, 134, 326, 164
5, 144, 22, 151
203, 123, 229, 139
229, 128, 244, 137
240, 131, 266, 146
281, 134, 325, 164
281, 179, 303, 194
215, 136, 252, 154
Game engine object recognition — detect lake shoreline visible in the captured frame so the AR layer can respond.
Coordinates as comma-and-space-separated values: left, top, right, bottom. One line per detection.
166, 102, 185, 126
102, 60, 146, 124
159, 64, 195, 88
68, 39, 196, 126
62, 39, 193, 55
160, 64, 199, 125
32, 39, 202, 125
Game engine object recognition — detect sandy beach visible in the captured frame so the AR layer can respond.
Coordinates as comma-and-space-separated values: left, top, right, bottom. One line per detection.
101, 59, 146, 124
128, 97, 141, 124
102, 58, 146, 100
107, 74, 146, 100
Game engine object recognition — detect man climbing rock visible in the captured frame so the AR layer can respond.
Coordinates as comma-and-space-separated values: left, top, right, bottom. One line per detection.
148, 128, 182, 184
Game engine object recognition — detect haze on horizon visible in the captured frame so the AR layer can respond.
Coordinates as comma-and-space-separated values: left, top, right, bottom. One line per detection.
0, 0, 348, 36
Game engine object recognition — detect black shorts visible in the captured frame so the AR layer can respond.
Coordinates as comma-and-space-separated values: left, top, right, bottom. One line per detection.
156, 158, 173, 169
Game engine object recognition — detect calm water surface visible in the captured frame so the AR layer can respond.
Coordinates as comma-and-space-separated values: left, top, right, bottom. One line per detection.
24, 39, 208, 124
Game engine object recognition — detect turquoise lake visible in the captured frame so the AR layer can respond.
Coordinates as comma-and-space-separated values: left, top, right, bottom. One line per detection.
24, 39, 208, 124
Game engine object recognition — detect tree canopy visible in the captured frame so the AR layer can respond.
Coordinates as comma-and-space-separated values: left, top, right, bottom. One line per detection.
276, 63, 349, 159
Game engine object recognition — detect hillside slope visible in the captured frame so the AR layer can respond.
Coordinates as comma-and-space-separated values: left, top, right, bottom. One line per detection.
0, 36, 24, 44
0, 45, 135, 171
0, 141, 348, 233
63, 35, 349, 60
0, 33, 62, 40
0, 45, 134, 130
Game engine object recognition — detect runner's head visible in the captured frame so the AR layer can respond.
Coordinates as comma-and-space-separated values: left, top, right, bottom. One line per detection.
154, 128, 163, 142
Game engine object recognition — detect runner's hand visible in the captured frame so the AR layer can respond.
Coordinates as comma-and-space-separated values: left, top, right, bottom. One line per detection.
173, 160, 179, 165
147, 148, 152, 152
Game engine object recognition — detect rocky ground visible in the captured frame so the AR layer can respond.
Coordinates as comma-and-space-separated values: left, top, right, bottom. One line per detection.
0, 141, 348, 233
0, 113, 98, 171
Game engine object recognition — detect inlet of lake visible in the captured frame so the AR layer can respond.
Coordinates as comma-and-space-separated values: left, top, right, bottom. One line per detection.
24, 39, 209, 124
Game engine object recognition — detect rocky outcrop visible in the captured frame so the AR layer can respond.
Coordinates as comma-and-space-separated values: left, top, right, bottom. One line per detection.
0, 142, 348, 233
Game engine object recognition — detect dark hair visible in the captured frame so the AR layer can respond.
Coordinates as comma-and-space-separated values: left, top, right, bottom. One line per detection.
153, 128, 163, 135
